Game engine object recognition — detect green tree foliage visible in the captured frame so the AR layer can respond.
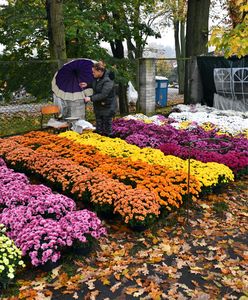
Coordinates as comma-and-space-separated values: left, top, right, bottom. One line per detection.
0, 0, 164, 60
0, 0, 48, 58
209, 1, 248, 58
0, 0, 106, 100
0, 0, 60, 100
156, 59, 173, 78
0, 0, 165, 102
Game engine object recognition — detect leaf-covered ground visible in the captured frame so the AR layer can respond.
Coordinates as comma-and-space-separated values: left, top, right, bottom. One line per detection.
1, 175, 247, 300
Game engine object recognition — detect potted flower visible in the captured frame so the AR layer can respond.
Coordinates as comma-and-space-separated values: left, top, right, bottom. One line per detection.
0, 164, 30, 211
14, 217, 68, 268
0, 224, 25, 289
113, 189, 161, 231
59, 210, 107, 255
88, 176, 129, 218
27, 193, 76, 220
0, 206, 35, 240
0, 165, 29, 186
0, 158, 6, 167
4, 146, 34, 172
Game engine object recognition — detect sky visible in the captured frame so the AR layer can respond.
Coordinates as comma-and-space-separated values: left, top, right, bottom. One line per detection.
101, 29, 175, 58
147, 25, 175, 48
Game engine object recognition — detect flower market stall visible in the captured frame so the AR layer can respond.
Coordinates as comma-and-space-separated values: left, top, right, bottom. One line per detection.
0, 103, 247, 294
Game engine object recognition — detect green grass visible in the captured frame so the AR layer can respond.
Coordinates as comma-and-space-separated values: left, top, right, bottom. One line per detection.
0, 104, 175, 137
0, 113, 41, 137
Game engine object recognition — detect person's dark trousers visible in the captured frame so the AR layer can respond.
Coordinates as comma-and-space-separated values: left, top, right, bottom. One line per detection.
95, 115, 113, 136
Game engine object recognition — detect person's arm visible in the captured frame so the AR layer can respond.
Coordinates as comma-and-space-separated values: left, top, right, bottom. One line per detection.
91, 79, 114, 102
79, 82, 93, 88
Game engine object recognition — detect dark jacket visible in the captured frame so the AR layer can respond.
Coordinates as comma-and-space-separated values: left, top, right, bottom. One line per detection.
89, 70, 116, 116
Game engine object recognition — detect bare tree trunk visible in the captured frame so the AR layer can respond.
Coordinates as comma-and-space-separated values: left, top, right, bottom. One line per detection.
46, 0, 54, 59
109, 38, 129, 115
184, 0, 210, 104
126, 38, 135, 60
174, 19, 186, 94
110, 40, 124, 59
46, 0, 67, 67
107, 10, 129, 115
118, 83, 129, 115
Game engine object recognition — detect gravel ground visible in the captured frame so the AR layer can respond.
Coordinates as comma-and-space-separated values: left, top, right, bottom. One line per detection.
0, 103, 43, 114
0, 88, 183, 115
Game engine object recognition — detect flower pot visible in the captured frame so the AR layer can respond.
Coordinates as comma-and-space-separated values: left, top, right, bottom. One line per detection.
128, 223, 149, 232
93, 204, 115, 219
97, 209, 116, 219
0, 280, 10, 291
38, 259, 61, 272
72, 242, 93, 256
0, 204, 7, 213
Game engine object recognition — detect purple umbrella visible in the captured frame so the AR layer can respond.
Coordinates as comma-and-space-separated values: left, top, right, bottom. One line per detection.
52, 58, 95, 101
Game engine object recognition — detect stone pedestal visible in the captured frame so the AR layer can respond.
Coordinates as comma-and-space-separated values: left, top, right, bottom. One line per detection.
138, 58, 156, 114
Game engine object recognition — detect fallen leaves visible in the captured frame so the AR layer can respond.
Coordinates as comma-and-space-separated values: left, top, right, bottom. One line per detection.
18, 289, 38, 300
1, 176, 247, 300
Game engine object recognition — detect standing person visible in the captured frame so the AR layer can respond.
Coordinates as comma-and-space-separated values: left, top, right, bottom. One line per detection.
79, 61, 116, 137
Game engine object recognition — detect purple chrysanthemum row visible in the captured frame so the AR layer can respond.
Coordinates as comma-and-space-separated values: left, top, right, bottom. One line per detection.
112, 118, 248, 174
0, 161, 107, 266
0, 164, 75, 215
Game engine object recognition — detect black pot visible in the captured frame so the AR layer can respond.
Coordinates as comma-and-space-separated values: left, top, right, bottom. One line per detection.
0, 280, 9, 292
129, 224, 148, 232
72, 242, 92, 256
38, 259, 61, 272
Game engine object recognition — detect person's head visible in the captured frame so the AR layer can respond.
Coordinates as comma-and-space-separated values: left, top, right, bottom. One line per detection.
92, 61, 106, 78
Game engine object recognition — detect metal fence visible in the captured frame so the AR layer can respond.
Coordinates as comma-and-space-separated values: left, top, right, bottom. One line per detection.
0, 60, 62, 137
0, 58, 182, 137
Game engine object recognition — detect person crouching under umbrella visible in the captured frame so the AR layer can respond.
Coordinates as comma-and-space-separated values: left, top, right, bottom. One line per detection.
79, 61, 116, 137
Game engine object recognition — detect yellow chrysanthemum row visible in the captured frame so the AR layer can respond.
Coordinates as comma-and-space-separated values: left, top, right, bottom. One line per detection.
60, 131, 234, 188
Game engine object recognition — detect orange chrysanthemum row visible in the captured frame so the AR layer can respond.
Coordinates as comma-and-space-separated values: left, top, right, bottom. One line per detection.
114, 189, 160, 225
0, 131, 201, 211
0, 138, 160, 226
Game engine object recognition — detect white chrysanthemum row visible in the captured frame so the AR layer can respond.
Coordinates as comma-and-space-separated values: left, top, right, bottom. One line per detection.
170, 104, 248, 135
123, 105, 248, 135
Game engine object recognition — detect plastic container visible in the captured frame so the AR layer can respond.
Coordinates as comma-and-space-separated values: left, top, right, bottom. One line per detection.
155, 76, 169, 107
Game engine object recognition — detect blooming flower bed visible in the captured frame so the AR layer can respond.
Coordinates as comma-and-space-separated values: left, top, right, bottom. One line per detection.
112, 118, 248, 176
59, 131, 234, 189
0, 140, 163, 226
169, 104, 248, 136
0, 160, 106, 267
0, 130, 235, 231
123, 105, 248, 136
0, 133, 201, 212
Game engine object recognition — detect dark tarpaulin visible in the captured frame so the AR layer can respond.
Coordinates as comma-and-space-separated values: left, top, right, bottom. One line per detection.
197, 55, 248, 107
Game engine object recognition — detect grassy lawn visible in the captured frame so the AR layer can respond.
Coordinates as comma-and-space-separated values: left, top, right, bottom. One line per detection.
0, 112, 42, 137
0, 105, 175, 137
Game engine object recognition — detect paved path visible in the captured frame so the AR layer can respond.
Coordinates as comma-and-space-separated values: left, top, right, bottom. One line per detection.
0, 103, 43, 114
